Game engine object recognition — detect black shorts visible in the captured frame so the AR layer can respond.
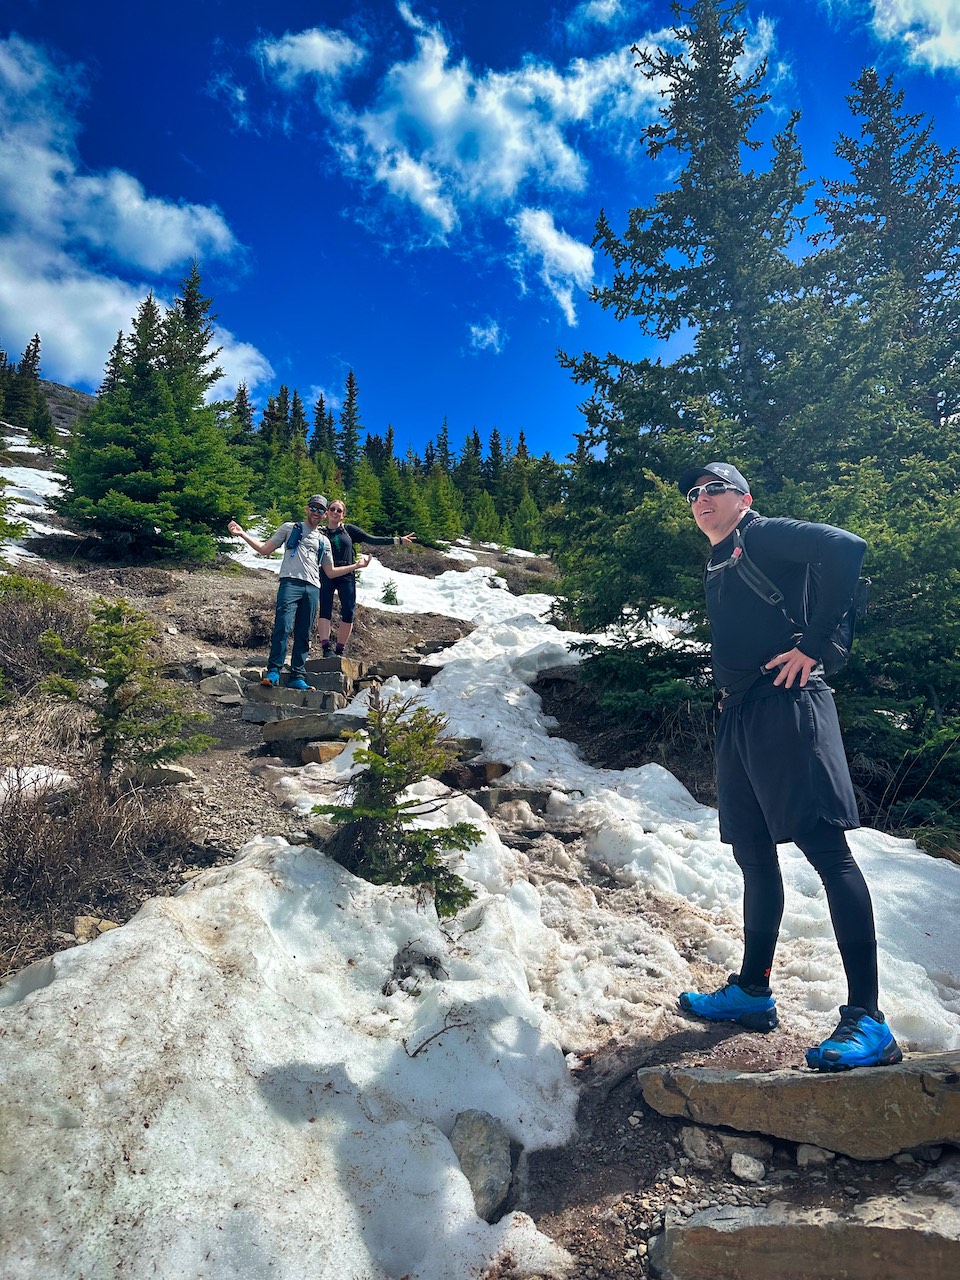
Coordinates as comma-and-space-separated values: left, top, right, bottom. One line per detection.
715, 685, 859, 846
319, 573, 357, 623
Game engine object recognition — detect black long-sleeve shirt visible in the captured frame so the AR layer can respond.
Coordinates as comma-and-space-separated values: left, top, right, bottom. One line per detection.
705, 510, 866, 691
325, 522, 396, 567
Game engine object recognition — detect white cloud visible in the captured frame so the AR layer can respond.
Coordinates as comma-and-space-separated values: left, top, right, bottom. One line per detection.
567, 0, 629, 35
0, 35, 270, 395
512, 207, 594, 326
468, 319, 505, 354
871, 0, 960, 67
261, 11, 661, 236
209, 329, 275, 401
823, 0, 960, 69
256, 28, 365, 86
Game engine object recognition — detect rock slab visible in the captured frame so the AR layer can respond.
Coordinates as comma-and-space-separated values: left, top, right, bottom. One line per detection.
648, 1196, 960, 1280
637, 1052, 960, 1160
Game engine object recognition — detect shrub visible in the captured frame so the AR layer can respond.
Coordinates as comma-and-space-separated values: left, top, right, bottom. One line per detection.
0, 572, 89, 697
381, 579, 400, 606
0, 764, 196, 963
316, 686, 480, 916
41, 597, 214, 780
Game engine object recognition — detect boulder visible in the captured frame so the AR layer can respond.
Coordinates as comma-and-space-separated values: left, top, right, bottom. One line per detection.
449, 1109, 514, 1223
647, 1195, 960, 1280
637, 1052, 960, 1160
261, 712, 366, 746
301, 742, 348, 765
305, 655, 364, 682
366, 660, 443, 685
199, 673, 242, 696
134, 764, 198, 788
74, 916, 119, 942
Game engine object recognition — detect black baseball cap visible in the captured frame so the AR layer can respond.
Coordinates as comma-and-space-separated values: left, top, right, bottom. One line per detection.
678, 461, 750, 496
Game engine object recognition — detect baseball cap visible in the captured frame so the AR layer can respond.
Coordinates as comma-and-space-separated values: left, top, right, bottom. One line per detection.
306, 494, 328, 511
678, 462, 750, 496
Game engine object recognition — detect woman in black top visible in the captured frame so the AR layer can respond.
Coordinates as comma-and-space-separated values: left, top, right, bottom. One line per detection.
317, 498, 416, 655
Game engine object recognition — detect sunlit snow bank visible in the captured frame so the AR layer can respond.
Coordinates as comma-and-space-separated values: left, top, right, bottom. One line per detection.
1, 427, 71, 563
0, 837, 574, 1279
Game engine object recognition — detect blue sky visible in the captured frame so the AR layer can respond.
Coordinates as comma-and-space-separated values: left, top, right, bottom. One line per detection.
2, 1, 959, 461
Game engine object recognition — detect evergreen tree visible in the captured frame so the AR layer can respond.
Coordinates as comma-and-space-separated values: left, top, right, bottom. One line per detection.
338, 370, 362, 487
99, 332, 127, 396
309, 393, 336, 458
454, 430, 483, 513
161, 260, 224, 409
485, 427, 506, 504
348, 455, 385, 529
29, 393, 57, 450
5, 333, 42, 429
512, 489, 543, 551
289, 388, 309, 447
60, 286, 253, 560
435, 416, 453, 472
470, 490, 503, 543
425, 466, 464, 541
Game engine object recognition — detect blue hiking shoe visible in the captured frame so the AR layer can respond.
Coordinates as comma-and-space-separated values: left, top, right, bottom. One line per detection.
261, 669, 279, 687
805, 1006, 903, 1072
287, 676, 309, 691
679, 973, 778, 1032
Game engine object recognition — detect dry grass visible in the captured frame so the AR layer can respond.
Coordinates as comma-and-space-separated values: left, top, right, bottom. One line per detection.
0, 763, 198, 979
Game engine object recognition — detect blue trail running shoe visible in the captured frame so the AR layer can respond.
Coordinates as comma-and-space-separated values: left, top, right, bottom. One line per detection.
261, 669, 279, 687
679, 973, 778, 1032
805, 1006, 903, 1072
287, 676, 310, 691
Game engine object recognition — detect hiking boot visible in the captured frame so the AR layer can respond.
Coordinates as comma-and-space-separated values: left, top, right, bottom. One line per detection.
261, 669, 280, 687
320, 640, 332, 656
679, 973, 778, 1032
805, 1007, 903, 1072
287, 676, 309, 691
335, 642, 346, 656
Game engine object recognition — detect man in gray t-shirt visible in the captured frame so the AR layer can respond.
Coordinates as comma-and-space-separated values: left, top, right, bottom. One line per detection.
228, 495, 369, 688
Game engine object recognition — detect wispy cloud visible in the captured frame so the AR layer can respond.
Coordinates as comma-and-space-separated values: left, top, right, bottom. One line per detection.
253, 6, 659, 319
254, 27, 366, 86
468, 319, 505, 354
512, 208, 594, 326
824, 0, 960, 70
0, 35, 270, 394
566, 0, 630, 37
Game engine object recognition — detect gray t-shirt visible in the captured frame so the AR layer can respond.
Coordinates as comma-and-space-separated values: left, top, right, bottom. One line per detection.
271, 521, 333, 588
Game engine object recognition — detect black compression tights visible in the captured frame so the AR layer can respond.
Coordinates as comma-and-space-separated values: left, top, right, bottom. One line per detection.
732, 820, 879, 1011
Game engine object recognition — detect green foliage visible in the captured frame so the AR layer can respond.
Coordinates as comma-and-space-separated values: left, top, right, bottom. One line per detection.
58, 269, 253, 560
381, 579, 400, 606
41, 598, 214, 781
316, 686, 479, 916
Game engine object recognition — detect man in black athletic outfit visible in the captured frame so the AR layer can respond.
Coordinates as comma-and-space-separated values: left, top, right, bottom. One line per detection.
676, 461, 902, 1071
317, 499, 417, 656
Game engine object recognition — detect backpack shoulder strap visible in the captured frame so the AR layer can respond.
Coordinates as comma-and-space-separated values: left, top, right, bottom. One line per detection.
732, 523, 801, 628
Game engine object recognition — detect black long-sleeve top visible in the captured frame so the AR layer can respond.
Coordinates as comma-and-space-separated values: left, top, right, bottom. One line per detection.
706, 510, 866, 691
326, 522, 396, 567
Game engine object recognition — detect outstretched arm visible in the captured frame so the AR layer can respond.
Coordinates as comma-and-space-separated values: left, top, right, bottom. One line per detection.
323, 553, 372, 579
345, 523, 417, 547
227, 519, 282, 557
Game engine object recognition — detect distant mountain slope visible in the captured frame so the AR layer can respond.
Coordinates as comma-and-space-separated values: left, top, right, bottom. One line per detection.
40, 379, 95, 434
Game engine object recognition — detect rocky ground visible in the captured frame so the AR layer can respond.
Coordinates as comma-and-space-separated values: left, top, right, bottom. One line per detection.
1, 537, 957, 1280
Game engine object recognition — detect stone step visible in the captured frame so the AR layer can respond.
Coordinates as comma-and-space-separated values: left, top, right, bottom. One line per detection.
305, 655, 364, 682
245, 673, 350, 698
242, 693, 348, 723
261, 711, 367, 747
648, 1196, 960, 1280
468, 786, 556, 816
366, 660, 444, 685
636, 1051, 960, 1161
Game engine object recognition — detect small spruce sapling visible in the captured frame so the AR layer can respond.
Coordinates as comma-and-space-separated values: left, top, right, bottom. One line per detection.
381, 579, 400, 606
41, 598, 215, 782
315, 685, 479, 916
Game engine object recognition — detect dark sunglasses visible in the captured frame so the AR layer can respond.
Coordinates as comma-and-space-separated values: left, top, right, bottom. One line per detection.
685, 481, 742, 504
307, 504, 326, 514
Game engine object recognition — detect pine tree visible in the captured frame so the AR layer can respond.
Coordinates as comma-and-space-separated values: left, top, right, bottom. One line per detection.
100, 331, 127, 396
435, 416, 453, 472
5, 333, 42, 429
309, 393, 336, 458
454, 430, 483, 513
470, 491, 503, 543
60, 286, 253, 560
289, 388, 309, 447
425, 466, 464, 540
161, 260, 224, 410
338, 370, 362, 488
485, 427, 506, 504
512, 489, 543, 551
348, 455, 385, 529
